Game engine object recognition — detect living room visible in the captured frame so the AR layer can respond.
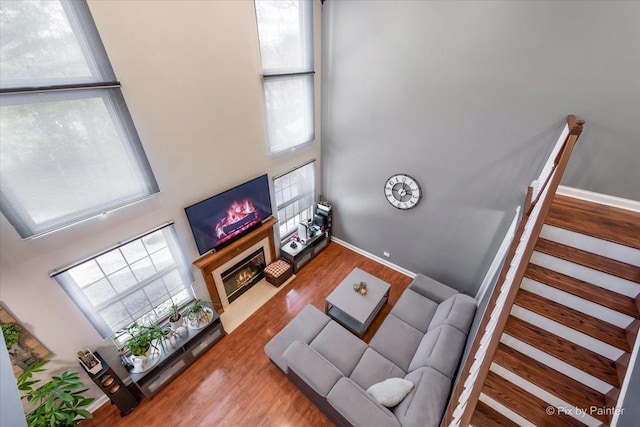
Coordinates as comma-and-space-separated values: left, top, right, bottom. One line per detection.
1, 1, 639, 426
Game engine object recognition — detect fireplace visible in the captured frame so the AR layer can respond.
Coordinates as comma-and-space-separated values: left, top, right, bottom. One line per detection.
220, 248, 266, 304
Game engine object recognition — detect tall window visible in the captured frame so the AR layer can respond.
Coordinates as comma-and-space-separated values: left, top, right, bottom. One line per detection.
255, 0, 314, 155
52, 224, 194, 340
274, 161, 315, 238
0, 0, 159, 239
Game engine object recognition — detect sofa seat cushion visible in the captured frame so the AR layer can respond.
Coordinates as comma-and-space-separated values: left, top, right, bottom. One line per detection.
283, 341, 343, 397
264, 304, 331, 373
390, 288, 438, 333
393, 367, 451, 427
350, 348, 406, 390
310, 320, 368, 376
369, 314, 424, 371
428, 294, 476, 334
408, 325, 467, 378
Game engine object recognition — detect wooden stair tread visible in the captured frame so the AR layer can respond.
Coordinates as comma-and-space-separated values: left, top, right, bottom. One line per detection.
547, 194, 640, 250
494, 343, 610, 424
504, 316, 620, 387
482, 370, 586, 426
471, 400, 519, 427
515, 289, 631, 352
536, 238, 640, 283
525, 264, 640, 318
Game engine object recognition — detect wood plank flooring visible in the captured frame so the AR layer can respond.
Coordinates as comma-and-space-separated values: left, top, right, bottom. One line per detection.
80, 243, 413, 427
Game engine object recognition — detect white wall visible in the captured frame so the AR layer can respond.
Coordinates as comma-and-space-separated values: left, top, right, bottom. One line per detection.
0, 0, 322, 401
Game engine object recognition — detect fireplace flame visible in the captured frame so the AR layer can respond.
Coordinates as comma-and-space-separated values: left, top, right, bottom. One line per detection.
215, 199, 257, 238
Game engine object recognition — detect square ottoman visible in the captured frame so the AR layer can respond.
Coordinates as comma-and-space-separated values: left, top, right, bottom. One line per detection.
265, 259, 293, 287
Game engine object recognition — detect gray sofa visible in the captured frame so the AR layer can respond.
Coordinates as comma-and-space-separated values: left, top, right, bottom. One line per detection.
264, 273, 477, 427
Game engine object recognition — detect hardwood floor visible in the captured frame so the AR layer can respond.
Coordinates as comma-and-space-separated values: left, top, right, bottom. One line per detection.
81, 243, 413, 427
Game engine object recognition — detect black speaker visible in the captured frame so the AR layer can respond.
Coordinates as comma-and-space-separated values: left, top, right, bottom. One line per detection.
83, 352, 140, 417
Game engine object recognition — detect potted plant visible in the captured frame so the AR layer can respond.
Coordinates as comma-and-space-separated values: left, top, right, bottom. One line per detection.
77, 349, 103, 375
123, 323, 164, 357
168, 303, 184, 330
184, 300, 213, 329
17, 360, 95, 426
1, 322, 22, 350
121, 322, 163, 372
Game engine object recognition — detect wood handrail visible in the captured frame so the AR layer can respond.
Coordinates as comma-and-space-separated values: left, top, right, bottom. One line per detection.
441, 115, 584, 427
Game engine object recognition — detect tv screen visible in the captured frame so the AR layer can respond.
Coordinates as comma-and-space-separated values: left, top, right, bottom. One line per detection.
185, 174, 272, 255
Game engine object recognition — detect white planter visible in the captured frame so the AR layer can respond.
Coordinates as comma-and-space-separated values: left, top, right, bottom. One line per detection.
187, 307, 214, 330
169, 315, 184, 331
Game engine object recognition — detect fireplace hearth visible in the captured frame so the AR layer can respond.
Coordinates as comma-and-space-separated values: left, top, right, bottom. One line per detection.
221, 248, 266, 304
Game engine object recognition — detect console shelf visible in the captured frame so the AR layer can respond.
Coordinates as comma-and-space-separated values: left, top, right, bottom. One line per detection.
129, 312, 226, 399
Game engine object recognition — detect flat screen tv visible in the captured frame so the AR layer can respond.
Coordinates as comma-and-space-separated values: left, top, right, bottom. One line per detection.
185, 174, 272, 255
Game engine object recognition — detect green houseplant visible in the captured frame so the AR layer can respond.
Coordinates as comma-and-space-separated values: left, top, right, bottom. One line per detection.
168, 303, 184, 330
2, 322, 22, 349
17, 360, 95, 427
122, 323, 164, 357
184, 300, 212, 329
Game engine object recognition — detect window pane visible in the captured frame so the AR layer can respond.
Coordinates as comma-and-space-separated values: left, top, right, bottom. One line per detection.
264, 74, 314, 154
0, 89, 159, 238
108, 267, 137, 293
255, 0, 313, 74
0, 0, 115, 88
68, 260, 103, 288
84, 278, 115, 307
121, 241, 147, 264
96, 251, 127, 276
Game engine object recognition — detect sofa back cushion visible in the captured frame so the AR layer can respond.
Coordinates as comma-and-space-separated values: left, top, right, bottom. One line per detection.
408, 325, 467, 378
393, 367, 451, 427
428, 294, 476, 334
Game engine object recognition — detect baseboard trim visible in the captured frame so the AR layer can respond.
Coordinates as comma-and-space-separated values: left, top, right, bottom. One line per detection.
87, 395, 109, 414
331, 237, 416, 278
557, 185, 640, 213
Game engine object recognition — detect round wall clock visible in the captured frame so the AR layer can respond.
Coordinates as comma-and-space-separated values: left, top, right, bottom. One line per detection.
384, 174, 421, 210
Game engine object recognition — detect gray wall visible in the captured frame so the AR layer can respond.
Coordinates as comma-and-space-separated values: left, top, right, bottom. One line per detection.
321, 1, 640, 294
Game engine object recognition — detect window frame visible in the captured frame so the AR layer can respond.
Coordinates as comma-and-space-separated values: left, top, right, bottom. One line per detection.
0, 0, 159, 239
273, 160, 316, 240
255, 0, 315, 155
51, 222, 195, 341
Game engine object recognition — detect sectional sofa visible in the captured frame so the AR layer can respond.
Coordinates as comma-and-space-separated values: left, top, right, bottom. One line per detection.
264, 273, 477, 427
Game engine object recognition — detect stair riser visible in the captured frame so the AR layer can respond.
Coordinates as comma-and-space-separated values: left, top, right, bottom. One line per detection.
500, 334, 613, 394
540, 224, 640, 267
511, 306, 625, 361
531, 251, 640, 298
521, 278, 634, 329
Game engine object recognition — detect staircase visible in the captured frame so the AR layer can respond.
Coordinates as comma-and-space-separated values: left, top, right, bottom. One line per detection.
471, 194, 640, 427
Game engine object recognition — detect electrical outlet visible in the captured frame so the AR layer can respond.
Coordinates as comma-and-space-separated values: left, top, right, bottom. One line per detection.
383, 251, 390, 258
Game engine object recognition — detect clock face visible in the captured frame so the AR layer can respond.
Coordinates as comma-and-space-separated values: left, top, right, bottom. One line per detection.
384, 174, 421, 210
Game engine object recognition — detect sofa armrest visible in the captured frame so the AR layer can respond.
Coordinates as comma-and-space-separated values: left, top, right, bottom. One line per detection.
283, 341, 343, 398
409, 274, 458, 303
327, 377, 401, 427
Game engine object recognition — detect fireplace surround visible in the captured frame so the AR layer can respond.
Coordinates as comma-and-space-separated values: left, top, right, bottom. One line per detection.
193, 217, 277, 313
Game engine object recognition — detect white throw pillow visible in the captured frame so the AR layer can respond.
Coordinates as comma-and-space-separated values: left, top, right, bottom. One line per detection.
367, 377, 414, 407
